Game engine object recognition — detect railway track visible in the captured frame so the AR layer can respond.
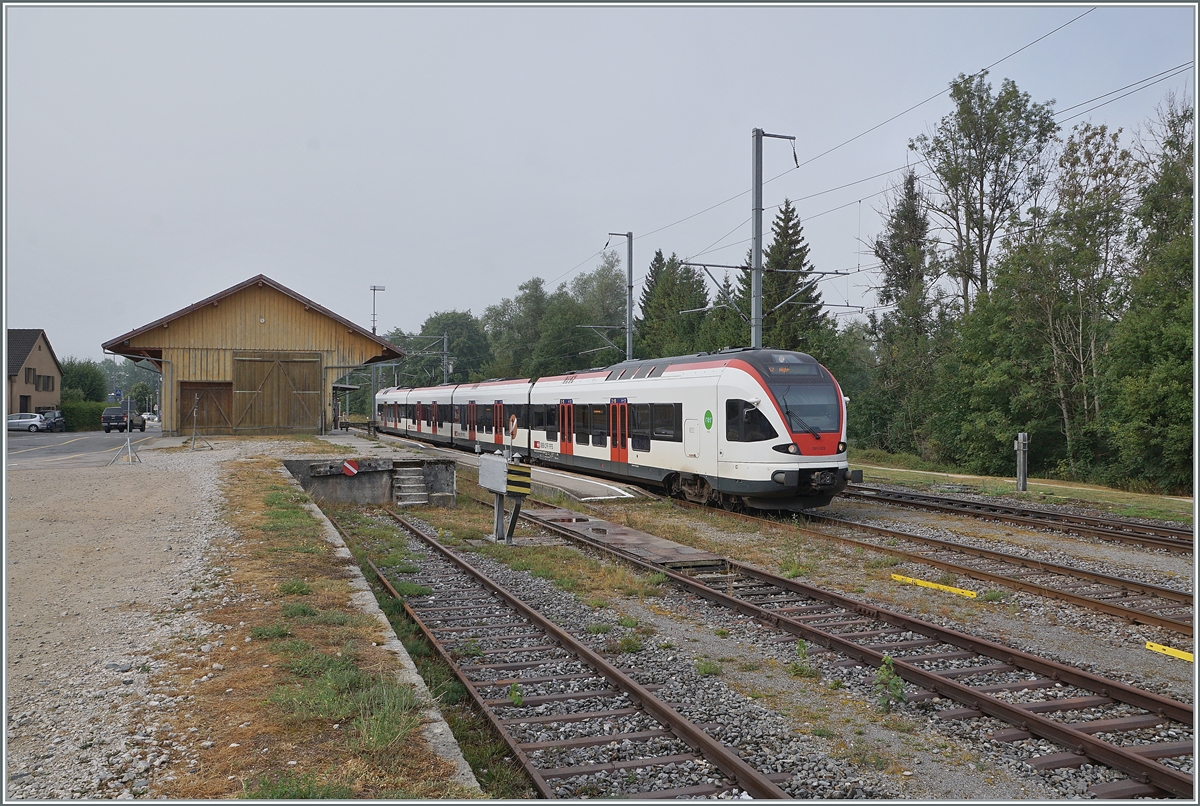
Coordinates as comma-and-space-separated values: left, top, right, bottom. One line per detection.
666, 500, 1194, 638
844, 486, 1194, 554
504, 505, 1194, 798
337, 510, 794, 799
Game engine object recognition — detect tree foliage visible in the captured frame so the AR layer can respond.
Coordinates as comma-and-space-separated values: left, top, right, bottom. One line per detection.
636, 250, 709, 358
61, 356, 109, 402
911, 70, 1058, 310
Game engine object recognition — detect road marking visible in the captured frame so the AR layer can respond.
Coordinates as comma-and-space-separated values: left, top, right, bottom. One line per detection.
9, 436, 91, 453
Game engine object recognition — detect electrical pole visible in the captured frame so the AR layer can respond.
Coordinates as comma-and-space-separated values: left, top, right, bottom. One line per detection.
751, 128, 796, 349
369, 285, 385, 433
608, 231, 633, 360
442, 332, 449, 384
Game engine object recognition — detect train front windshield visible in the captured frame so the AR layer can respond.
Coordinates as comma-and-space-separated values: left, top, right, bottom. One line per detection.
754, 354, 841, 434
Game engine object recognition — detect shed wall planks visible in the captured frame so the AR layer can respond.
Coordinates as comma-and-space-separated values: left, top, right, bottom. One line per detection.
123, 284, 391, 435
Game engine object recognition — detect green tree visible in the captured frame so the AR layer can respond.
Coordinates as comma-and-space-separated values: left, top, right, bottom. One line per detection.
384, 310, 492, 386
635, 250, 709, 358
60, 356, 108, 402
1001, 122, 1135, 475
1104, 98, 1193, 492
694, 273, 746, 352
482, 278, 548, 378
737, 199, 833, 352
129, 382, 154, 413
911, 71, 1058, 310
860, 170, 942, 455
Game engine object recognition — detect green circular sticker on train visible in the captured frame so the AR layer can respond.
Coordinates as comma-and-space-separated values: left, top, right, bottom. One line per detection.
704, 410, 713, 430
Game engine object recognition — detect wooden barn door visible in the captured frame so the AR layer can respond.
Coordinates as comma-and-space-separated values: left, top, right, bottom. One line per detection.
179, 382, 233, 435
232, 351, 322, 434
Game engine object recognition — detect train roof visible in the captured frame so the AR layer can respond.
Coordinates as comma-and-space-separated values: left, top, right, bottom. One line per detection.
558, 347, 819, 374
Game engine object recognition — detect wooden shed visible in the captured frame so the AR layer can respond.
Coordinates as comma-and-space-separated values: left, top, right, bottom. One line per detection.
102, 275, 402, 436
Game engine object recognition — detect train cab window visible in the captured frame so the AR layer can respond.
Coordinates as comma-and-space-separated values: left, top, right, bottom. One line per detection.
647, 365, 667, 378
726, 399, 778, 442
630, 403, 652, 451
651, 403, 682, 442
632, 365, 652, 379
606, 369, 621, 381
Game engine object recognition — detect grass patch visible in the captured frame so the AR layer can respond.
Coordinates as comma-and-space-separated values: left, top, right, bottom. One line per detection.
694, 659, 722, 676
864, 557, 900, 569
241, 771, 354, 799
811, 726, 836, 739
788, 662, 821, 679
714, 628, 730, 638
251, 623, 291, 640
615, 635, 644, 654
980, 590, 1009, 602
390, 581, 433, 598
617, 615, 639, 628
586, 623, 612, 635
281, 602, 317, 618
278, 579, 313, 596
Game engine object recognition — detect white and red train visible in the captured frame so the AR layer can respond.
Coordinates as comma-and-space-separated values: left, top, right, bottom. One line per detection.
375, 348, 860, 509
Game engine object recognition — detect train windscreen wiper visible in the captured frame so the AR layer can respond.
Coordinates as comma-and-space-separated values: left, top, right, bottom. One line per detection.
785, 409, 820, 439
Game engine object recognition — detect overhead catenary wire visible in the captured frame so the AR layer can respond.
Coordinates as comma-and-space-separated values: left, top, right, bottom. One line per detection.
541, 9, 1100, 292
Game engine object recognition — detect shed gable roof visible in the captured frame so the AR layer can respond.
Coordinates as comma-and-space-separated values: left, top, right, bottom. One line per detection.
8, 329, 63, 378
101, 274, 403, 363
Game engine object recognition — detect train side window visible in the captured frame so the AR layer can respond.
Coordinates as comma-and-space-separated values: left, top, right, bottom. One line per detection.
651, 403, 682, 442
725, 399, 777, 442
531, 405, 544, 429
647, 365, 666, 378
574, 404, 589, 444
592, 404, 608, 448
631, 403, 651, 451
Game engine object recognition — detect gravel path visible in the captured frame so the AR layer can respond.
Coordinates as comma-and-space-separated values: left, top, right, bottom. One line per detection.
6, 446, 229, 799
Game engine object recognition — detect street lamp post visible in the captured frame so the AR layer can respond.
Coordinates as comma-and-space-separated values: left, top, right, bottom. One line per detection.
369, 285, 385, 434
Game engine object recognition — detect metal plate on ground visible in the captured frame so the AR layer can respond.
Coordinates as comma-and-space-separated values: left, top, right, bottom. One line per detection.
523, 508, 724, 568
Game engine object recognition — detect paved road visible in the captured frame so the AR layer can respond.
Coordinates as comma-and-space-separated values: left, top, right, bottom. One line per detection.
6, 425, 162, 470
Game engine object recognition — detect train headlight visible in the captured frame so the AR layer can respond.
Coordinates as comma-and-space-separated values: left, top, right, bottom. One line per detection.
837, 442, 847, 454
772, 443, 800, 455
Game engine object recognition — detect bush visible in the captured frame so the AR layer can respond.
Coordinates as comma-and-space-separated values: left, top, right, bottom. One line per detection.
60, 401, 107, 432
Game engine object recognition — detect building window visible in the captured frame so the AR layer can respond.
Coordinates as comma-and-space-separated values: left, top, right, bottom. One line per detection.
25, 368, 34, 384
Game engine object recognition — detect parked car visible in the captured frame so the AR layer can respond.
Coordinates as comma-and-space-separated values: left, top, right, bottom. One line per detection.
102, 406, 145, 433
41, 410, 66, 432
7, 413, 48, 432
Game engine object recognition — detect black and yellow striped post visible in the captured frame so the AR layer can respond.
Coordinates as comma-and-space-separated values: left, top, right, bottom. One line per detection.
503, 462, 532, 543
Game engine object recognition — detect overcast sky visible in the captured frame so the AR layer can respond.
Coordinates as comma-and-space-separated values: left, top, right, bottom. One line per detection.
5, 3, 1195, 365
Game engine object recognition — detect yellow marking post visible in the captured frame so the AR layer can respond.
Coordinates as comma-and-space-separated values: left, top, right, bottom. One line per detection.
1146, 642, 1193, 662
506, 464, 532, 496
892, 574, 977, 598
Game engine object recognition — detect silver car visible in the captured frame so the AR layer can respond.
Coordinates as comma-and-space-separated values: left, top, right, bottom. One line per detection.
7, 413, 48, 432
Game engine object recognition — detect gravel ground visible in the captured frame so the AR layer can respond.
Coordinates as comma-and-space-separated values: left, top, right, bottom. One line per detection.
9, 439, 1191, 800
3, 437, 436, 800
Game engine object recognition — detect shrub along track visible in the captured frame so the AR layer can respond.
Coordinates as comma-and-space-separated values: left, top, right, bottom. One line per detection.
500, 502, 1193, 799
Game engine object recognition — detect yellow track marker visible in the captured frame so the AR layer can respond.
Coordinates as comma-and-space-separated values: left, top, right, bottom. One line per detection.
892, 573, 977, 598
1146, 642, 1193, 662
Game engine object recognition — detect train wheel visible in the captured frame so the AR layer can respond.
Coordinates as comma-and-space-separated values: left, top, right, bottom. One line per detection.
720, 494, 744, 513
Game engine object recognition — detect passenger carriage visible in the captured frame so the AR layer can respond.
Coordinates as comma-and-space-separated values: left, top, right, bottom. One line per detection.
375, 348, 856, 510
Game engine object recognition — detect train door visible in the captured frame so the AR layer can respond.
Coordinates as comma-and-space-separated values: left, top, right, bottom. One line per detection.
609, 399, 628, 464
415, 402, 423, 434
558, 401, 574, 456
467, 402, 476, 442
431, 402, 438, 437
493, 401, 504, 445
